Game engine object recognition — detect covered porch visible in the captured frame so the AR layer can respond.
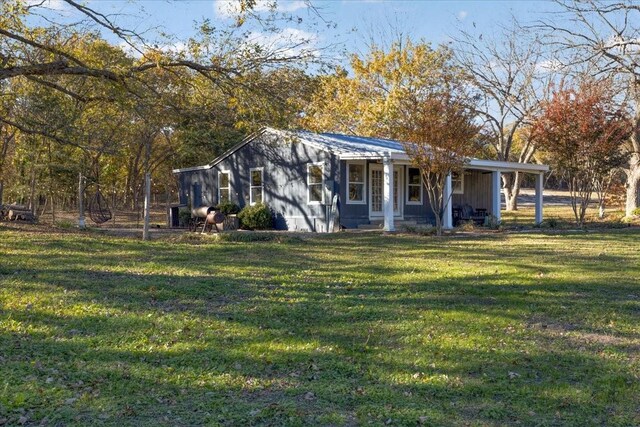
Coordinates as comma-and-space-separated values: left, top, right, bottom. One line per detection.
371, 156, 549, 232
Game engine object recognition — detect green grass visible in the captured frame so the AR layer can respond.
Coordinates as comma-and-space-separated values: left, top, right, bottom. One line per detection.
0, 227, 639, 426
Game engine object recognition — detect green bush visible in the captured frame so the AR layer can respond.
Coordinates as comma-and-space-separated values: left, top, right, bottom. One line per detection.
632, 207, 640, 217
178, 208, 192, 227
216, 201, 240, 215
238, 203, 273, 230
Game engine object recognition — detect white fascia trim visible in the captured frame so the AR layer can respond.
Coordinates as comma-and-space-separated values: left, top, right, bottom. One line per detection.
339, 152, 408, 161
172, 164, 210, 174
467, 159, 549, 173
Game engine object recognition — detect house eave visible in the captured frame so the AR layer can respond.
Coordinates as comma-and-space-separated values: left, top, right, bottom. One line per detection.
338, 153, 549, 173
466, 159, 549, 173
171, 127, 549, 175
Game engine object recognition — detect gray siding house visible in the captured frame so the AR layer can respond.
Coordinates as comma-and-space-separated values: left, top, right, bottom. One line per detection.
172, 128, 549, 232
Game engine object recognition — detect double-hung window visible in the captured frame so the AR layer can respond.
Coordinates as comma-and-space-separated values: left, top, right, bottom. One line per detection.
347, 162, 365, 204
406, 167, 422, 204
307, 163, 324, 204
218, 171, 230, 203
250, 168, 263, 205
452, 171, 464, 194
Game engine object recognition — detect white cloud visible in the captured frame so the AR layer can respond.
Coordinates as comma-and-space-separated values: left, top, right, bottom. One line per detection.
246, 27, 319, 58
23, 0, 67, 11
536, 59, 562, 72
213, 0, 308, 18
457, 10, 468, 20
118, 40, 189, 59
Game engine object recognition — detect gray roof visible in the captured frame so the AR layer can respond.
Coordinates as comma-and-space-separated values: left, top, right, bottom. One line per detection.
288, 129, 406, 158
172, 127, 549, 173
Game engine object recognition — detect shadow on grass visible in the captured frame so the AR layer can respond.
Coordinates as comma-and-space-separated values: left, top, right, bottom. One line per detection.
0, 230, 639, 425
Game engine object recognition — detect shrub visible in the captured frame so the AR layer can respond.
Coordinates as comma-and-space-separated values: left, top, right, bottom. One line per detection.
541, 217, 559, 229
178, 208, 192, 227
238, 203, 273, 230
401, 224, 437, 236
216, 201, 240, 215
484, 214, 501, 230
456, 221, 476, 232
632, 207, 640, 217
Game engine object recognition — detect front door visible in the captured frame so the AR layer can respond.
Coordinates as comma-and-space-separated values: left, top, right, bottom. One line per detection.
369, 164, 402, 218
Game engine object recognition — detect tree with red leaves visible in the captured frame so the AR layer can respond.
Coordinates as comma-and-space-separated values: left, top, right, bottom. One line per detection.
532, 81, 631, 225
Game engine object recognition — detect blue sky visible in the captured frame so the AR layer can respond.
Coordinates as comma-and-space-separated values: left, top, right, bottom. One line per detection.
36, 0, 559, 61
113, 1, 553, 45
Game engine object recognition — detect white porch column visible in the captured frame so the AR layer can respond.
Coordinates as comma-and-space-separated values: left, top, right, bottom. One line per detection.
491, 170, 501, 223
383, 155, 395, 232
535, 171, 544, 225
442, 173, 453, 230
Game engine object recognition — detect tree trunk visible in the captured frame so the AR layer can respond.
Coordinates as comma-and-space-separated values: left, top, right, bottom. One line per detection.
28, 165, 37, 214
598, 200, 605, 219
625, 153, 640, 217
0, 130, 15, 206
501, 170, 527, 212
142, 136, 152, 240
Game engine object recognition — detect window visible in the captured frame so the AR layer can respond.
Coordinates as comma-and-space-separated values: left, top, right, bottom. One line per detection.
347, 162, 365, 204
307, 163, 324, 204
406, 167, 422, 204
218, 171, 230, 203
452, 171, 464, 194
250, 168, 263, 205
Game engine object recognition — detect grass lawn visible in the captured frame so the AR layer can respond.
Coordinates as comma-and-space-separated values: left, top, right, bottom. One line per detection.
0, 227, 639, 426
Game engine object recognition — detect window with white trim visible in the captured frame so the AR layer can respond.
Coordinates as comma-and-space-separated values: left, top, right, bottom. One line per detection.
218, 171, 230, 203
452, 171, 464, 194
307, 163, 324, 204
250, 168, 263, 205
406, 167, 422, 204
347, 162, 365, 204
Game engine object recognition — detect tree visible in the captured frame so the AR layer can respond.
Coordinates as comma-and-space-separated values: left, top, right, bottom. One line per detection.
1, 0, 325, 233
453, 20, 552, 211
398, 92, 482, 235
303, 39, 462, 139
531, 80, 631, 225
538, 0, 640, 217
303, 40, 481, 234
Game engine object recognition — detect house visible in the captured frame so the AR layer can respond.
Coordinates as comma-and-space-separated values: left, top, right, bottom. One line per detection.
172, 128, 549, 232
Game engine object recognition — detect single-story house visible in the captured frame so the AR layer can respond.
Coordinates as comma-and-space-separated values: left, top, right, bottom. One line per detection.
172, 128, 549, 232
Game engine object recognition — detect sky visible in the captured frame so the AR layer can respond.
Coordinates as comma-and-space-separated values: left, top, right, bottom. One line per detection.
33, 0, 561, 64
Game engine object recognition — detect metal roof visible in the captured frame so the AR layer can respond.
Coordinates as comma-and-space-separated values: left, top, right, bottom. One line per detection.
172, 127, 549, 173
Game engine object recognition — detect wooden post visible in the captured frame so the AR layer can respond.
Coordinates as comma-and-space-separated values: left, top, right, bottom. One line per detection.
443, 173, 453, 229
535, 172, 544, 225
78, 173, 85, 229
143, 172, 151, 240
491, 170, 502, 223
383, 155, 395, 232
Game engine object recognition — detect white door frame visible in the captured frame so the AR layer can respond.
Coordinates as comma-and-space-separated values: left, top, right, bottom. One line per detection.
369, 164, 403, 219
